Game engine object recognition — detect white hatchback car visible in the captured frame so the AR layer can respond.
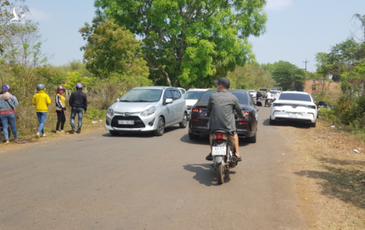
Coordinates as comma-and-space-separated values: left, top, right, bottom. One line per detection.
105, 86, 188, 136
270, 91, 317, 127
184, 88, 209, 116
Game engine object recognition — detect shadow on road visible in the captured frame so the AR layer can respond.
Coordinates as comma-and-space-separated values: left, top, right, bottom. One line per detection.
295, 158, 365, 209
101, 126, 181, 138
262, 118, 311, 129
183, 164, 236, 186
180, 134, 251, 147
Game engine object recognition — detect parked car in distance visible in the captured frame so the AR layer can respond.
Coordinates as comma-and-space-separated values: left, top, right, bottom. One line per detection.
189, 89, 259, 143
184, 88, 209, 117
317, 101, 328, 108
177, 87, 186, 95
105, 86, 188, 136
270, 91, 317, 127
270, 90, 281, 101
248, 90, 256, 99
259, 88, 269, 97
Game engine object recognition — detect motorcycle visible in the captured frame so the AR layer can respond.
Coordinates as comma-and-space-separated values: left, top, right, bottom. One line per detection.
265, 98, 273, 107
256, 97, 263, 106
211, 131, 238, 184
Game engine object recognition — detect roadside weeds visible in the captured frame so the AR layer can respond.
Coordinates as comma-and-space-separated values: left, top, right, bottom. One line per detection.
281, 120, 365, 229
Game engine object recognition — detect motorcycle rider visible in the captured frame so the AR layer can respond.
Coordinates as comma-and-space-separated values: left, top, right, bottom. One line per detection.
265, 90, 272, 107
205, 77, 245, 162
256, 90, 263, 104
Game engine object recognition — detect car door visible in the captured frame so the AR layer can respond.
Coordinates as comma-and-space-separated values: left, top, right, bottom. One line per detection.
171, 89, 184, 123
162, 89, 174, 126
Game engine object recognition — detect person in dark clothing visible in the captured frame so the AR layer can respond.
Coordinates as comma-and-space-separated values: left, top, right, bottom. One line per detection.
69, 83, 87, 134
205, 77, 245, 161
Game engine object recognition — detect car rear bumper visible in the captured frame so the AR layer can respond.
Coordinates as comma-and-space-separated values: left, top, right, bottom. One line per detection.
271, 112, 316, 123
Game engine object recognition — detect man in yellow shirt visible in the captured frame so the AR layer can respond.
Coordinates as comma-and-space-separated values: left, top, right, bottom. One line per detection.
32, 84, 51, 138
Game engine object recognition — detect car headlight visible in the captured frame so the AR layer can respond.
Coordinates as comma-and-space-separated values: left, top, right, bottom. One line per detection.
141, 106, 156, 117
107, 107, 114, 116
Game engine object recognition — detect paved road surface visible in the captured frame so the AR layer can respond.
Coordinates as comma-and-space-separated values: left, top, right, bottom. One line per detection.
0, 107, 306, 230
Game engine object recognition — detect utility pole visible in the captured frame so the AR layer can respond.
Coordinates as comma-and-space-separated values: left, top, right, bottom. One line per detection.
303, 59, 310, 71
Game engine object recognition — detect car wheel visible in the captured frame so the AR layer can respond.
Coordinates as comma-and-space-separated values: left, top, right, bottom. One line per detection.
179, 112, 187, 128
269, 117, 276, 125
189, 132, 199, 140
310, 121, 316, 128
154, 117, 165, 136
247, 132, 257, 143
109, 130, 119, 136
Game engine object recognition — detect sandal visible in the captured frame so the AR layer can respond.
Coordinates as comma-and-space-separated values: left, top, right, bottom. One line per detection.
206, 153, 213, 161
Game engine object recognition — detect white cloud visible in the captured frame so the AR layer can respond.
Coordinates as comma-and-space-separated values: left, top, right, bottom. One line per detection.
265, 0, 293, 11
26, 8, 49, 20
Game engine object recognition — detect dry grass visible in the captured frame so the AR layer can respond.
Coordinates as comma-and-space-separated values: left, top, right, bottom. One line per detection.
281, 120, 365, 229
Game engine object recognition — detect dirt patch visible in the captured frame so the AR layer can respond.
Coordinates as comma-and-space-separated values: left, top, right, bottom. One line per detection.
279, 120, 365, 229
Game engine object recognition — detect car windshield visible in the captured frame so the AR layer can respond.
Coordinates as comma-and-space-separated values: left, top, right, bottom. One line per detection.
184, 91, 205, 100
120, 89, 162, 102
199, 91, 249, 105
279, 93, 311, 102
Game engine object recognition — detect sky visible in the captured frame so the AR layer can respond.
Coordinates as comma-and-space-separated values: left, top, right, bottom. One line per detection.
23, 0, 365, 72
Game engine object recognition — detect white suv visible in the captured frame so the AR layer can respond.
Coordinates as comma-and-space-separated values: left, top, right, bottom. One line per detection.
184, 88, 209, 116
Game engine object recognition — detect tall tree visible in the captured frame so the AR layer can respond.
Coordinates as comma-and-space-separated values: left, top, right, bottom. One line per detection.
93, 0, 267, 87
0, 21, 49, 66
271, 61, 306, 91
80, 18, 150, 85
227, 63, 275, 90
0, 0, 29, 54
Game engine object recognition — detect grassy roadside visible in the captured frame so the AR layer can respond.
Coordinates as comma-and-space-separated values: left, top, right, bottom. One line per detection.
282, 119, 365, 229
0, 112, 107, 145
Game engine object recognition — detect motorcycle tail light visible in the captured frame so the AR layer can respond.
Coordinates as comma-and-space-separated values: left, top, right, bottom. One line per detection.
192, 108, 202, 113
215, 133, 224, 139
191, 119, 199, 121
243, 111, 250, 116
239, 122, 249, 124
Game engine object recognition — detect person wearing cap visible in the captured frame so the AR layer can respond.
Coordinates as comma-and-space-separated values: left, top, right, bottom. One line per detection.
0, 85, 19, 143
69, 83, 87, 134
32, 84, 51, 138
205, 77, 245, 161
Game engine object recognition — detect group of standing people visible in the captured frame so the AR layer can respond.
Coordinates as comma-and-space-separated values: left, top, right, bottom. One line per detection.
0, 83, 87, 143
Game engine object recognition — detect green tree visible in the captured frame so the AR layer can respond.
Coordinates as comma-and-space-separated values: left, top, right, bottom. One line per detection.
0, 21, 49, 66
271, 61, 306, 91
80, 18, 150, 84
93, 0, 267, 87
227, 63, 275, 90
0, 0, 29, 54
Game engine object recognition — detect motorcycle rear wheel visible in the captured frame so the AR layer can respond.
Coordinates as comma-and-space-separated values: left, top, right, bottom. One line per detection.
217, 163, 224, 184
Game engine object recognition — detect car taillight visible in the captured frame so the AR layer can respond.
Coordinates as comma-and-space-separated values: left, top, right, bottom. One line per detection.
191, 119, 199, 121
192, 108, 202, 113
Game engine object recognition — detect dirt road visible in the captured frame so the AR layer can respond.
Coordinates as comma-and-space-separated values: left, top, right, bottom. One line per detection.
0, 107, 306, 229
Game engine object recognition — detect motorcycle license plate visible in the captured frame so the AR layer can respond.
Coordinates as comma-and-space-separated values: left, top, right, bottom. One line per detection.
212, 146, 226, 156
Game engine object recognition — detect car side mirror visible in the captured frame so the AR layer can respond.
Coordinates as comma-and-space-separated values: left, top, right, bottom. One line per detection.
165, 98, 173, 104
115, 98, 120, 102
